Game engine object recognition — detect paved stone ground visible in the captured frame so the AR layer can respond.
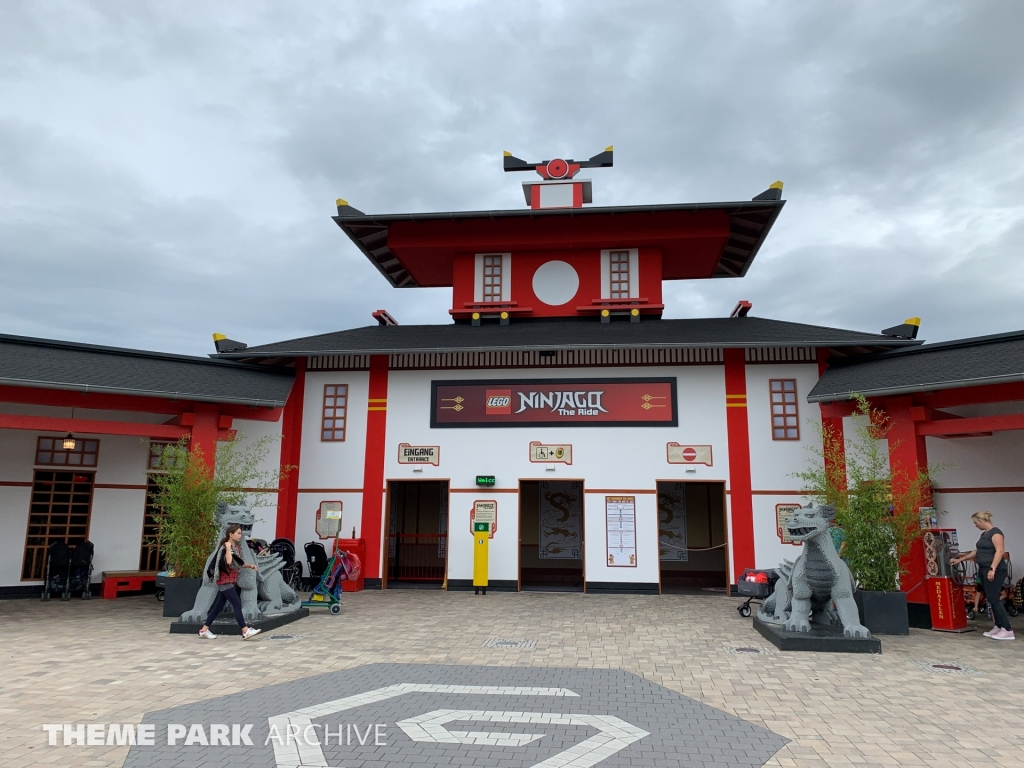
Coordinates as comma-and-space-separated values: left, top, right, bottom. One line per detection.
1, 589, 1022, 768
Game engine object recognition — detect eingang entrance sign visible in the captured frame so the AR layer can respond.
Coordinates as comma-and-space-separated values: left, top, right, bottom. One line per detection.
431, 377, 677, 428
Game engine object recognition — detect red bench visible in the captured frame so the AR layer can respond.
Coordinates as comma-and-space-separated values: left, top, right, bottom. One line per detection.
101, 570, 158, 599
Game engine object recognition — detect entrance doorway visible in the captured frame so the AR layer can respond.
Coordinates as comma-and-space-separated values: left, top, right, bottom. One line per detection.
519, 480, 585, 591
657, 481, 728, 593
385, 481, 449, 589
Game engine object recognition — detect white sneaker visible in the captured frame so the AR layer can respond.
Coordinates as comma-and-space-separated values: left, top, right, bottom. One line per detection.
983, 626, 1000, 637
242, 627, 261, 640
198, 628, 217, 639
991, 628, 1015, 641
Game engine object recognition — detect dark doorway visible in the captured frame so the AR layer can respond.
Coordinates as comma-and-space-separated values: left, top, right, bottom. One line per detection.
519, 480, 585, 591
385, 481, 449, 589
657, 481, 728, 593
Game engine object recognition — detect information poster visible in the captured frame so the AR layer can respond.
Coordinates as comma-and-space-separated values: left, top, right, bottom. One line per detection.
538, 481, 582, 559
470, 499, 497, 539
776, 503, 802, 544
658, 484, 688, 561
605, 496, 637, 567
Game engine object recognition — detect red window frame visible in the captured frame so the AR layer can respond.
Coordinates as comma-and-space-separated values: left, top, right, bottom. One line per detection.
35, 436, 100, 467
482, 254, 503, 303
322, 384, 349, 441
609, 250, 630, 299
770, 379, 800, 440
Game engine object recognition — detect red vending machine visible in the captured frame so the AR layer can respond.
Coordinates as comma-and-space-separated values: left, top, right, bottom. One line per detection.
904, 529, 971, 632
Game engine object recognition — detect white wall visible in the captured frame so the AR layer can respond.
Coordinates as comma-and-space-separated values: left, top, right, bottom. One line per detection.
295, 361, 857, 585
0, 429, 38, 586
0, 407, 285, 589
0, 421, 153, 587
292, 371, 369, 548
231, 417, 284, 543
384, 365, 732, 585
927, 428, 1024, 560
745, 364, 822, 570
297, 362, 840, 585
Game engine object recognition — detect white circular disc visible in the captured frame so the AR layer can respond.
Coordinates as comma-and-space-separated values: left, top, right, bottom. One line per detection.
532, 260, 580, 306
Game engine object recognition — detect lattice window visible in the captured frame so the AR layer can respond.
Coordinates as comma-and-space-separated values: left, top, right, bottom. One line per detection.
139, 475, 166, 571
770, 379, 800, 440
139, 441, 178, 572
322, 384, 348, 441
22, 470, 94, 580
610, 251, 631, 298
35, 436, 99, 467
482, 255, 503, 302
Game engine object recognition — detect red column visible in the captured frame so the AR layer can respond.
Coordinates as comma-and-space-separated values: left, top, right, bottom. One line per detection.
189, 403, 220, 472
276, 358, 306, 539
724, 348, 755, 583
817, 348, 847, 492
360, 355, 389, 583
883, 396, 929, 497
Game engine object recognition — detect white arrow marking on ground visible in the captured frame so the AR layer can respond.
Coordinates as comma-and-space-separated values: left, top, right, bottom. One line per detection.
268, 683, 579, 768
397, 709, 649, 767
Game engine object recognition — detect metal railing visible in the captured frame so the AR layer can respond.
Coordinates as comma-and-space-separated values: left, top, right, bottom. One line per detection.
387, 533, 447, 581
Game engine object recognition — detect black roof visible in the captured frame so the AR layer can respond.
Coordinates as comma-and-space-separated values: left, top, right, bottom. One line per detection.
1, 334, 294, 407
216, 317, 919, 360
334, 199, 784, 288
808, 330, 1024, 403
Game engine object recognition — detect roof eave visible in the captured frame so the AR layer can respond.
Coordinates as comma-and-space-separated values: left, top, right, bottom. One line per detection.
807, 372, 1024, 404
333, 199, 787, 289
218, 337, 918, 361
0, 377, 289, 409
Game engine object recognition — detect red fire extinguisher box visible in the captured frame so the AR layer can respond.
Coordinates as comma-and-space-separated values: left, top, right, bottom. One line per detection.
336, 538, 365, 592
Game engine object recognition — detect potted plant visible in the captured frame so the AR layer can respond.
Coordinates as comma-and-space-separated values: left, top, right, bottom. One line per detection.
796, 395, 932, 635
151, 435, 287, 617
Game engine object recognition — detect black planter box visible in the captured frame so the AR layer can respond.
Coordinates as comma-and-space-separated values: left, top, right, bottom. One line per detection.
854, 590, 910, 635
162, 578, 203, 618
754, 614, 882, 653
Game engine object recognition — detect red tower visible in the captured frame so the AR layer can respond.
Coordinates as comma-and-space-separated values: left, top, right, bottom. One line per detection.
334, 151, 784, 326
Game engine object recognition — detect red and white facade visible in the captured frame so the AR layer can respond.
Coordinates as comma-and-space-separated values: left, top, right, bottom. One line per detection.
3, 156, 1021, 605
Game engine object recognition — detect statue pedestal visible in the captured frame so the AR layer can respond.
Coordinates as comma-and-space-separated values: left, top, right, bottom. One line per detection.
753, 614, 882, 654
169, 607, 309, 635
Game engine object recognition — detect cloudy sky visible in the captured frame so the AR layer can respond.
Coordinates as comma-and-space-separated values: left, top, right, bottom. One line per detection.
2, 1, 1022, 356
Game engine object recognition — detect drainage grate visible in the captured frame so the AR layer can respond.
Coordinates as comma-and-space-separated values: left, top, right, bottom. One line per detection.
911, 659, 979, 675
481, 638, 537, 649
723, 646, 776, 656
268, 634, 306, 643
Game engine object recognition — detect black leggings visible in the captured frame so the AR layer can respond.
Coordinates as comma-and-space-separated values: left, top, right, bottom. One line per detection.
205, 586, 247, 628
980, 562, 1012, 631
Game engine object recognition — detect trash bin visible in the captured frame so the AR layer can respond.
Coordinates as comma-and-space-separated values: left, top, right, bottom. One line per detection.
335, 538, 365, 592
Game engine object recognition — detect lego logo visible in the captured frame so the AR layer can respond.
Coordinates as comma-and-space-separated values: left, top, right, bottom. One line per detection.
485, 389, 512, 415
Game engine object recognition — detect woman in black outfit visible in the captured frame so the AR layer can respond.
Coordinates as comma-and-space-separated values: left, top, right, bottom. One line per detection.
952, 512, 1013, 640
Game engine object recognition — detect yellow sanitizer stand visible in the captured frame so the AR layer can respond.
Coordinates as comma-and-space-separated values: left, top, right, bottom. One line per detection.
473, 521, 489, 595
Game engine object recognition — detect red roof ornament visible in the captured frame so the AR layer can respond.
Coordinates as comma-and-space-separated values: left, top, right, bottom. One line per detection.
503, 147, 614, 209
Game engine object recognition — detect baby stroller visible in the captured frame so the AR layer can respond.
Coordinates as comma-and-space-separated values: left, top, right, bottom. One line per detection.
41, 541, 70, 601
736, 568, 779, 618
304, 541, 329, 590
269, 538, 303, 592
66, 541, 95, 599
964, 556, 1018, 620
302, 549, 359, 615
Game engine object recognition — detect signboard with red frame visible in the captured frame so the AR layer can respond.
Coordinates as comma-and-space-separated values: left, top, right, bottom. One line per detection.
431, 377, 677, 428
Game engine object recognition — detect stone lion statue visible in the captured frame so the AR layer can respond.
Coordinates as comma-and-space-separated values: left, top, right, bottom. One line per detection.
179, 503, 302, 623
757, 502, 870, 638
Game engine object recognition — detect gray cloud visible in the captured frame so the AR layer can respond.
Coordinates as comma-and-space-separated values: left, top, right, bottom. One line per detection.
1, 0, 1022, 355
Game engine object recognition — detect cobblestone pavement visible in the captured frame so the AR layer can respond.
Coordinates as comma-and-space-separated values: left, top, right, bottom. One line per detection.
1, 590, 1022, 768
